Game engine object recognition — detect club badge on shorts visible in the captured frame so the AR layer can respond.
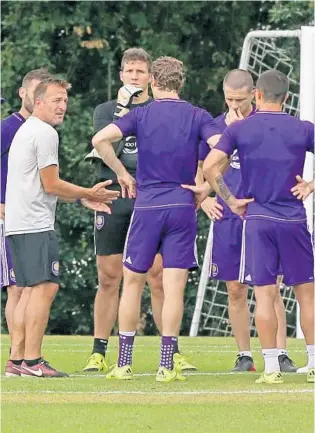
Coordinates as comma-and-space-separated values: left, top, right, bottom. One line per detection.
95, 215, 105, 230
211, 263, 219, 277
9, 269, 16, 283
52, 261, 60, 277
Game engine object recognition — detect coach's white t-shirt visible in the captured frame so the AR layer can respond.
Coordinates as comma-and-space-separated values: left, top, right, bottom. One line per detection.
5, 116, 59, 235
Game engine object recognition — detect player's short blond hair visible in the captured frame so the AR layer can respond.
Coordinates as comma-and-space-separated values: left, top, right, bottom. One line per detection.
34, 77, 72, 100
21, 68, 52, 88
121, 48, 152, 72
223, 69, 254, 92
152, 56, 185, 93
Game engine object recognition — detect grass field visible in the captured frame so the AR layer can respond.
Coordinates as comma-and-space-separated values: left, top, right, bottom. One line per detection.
1, 335, 314, 433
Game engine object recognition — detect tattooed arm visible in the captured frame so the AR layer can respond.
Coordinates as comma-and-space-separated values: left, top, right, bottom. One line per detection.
203, 149, 253, 217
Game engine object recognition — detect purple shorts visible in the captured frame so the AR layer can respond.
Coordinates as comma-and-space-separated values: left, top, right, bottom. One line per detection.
1, 222, 16, 288
210, 218, 243, 281
239, 218, 314, 286
123, 206, 198, 273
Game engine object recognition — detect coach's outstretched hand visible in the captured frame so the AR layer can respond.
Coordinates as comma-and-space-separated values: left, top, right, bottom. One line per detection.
117, 171, 136, 199
81, 199, 112, 214
228, 197, 254, 218
114, 85, 143, 119
87, 180, 120, 202
291, 175, 314, 200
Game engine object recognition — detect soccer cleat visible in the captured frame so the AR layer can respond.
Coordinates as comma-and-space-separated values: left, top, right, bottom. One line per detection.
156, 366, 185, 383
5, 360, 22, 377
83, 353, 108, 373
106, 364, 133, 380
307, 368, 315, 383
255, 371, 284, 384
297, 365, 308, 374
278, 354, 297, 373
20, 359, 68, 378
232, 355, 256, 372
173, 353, 197, 372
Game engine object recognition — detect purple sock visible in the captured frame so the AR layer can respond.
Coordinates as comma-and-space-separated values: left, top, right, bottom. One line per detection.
118, 333, 135, 367
159, 336, 177, 370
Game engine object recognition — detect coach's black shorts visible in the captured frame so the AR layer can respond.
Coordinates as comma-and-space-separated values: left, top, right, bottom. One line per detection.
8, 230, 60, 287
94, 197, 135, 256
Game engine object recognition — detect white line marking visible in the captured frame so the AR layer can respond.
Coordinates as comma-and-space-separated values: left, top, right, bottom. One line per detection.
2, 389, 313, 396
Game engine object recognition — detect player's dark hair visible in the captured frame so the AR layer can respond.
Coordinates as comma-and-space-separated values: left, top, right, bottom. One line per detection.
256, 70, 289, 104
152, 56, 185, 93
22, 68, 52, 88
34, 76, 72, 100
223, 69, 253, 92
121, 48, 152, 72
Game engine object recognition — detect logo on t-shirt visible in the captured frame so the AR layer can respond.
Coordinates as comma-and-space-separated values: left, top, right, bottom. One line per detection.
123, 136, 137, 155
211, 263, 218, 277
230, 150, 240, 170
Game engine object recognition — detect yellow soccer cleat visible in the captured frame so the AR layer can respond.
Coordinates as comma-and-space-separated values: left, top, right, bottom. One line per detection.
83, 353, 108, 373
255, 371, 284, 384
173, 353, 197, 372
156, 366, 185, 383
106, 364, 133, 380
307, 368, 315, 383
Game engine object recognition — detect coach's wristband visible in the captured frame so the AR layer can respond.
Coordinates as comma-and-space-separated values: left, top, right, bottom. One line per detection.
75, 198, 82, 206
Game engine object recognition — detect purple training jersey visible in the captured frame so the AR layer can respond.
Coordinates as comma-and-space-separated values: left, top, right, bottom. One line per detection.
215, 111, 314, 221
1, 113, 25, 204
114, 99, 219, 208
199, 109, 256, 219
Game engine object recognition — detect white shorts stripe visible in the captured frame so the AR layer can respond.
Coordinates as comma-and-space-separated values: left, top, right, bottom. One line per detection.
0, 222, 10, 286
238, 220, 246, 283
123, 211, 135, 263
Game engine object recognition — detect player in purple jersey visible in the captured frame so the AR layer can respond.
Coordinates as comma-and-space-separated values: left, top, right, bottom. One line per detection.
1, 69, 51, 365
197, 69, 296, 373
202, 70, 314, 384
92, 56, 220, 382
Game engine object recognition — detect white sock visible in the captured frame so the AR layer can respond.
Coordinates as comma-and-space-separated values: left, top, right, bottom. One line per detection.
238, 351, 252, 358
278, 349, 288, 356
119, 330, 136, 337
306, 345, 315, 368
262, 348, 280, 374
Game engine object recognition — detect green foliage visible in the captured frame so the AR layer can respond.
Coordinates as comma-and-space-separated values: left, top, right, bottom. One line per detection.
1, 1, 310, 335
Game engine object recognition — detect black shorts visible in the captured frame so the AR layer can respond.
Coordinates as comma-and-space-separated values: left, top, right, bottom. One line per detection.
8, 230, 60, 287
94, 197, 135, 256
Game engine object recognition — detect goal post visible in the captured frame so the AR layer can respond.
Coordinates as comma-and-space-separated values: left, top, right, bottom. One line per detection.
190, 26, 315, 338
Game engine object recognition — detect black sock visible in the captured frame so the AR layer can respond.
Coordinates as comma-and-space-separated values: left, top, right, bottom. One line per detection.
10, 359, 23, 366
92, 338, 108, 357
24, 358, 42, 367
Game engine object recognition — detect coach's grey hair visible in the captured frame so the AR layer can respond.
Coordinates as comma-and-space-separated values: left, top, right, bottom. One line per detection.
256, 70, 289, 103
223, 69, 253, 92
34, 76, 72, 100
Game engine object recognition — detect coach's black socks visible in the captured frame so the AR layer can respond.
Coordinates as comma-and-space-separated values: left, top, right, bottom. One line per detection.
24, 358, 42, 367
10, 359, 23, 366
92, 338, 108, 357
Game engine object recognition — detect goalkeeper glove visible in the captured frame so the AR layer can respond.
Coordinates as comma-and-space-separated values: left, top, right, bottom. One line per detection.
113, 84, 143, 119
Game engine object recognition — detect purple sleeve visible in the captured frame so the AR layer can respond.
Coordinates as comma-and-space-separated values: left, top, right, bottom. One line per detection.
1, 125, 9, 204
215, 125, 237, 156
199, 110, 220, 143
304, 121, 314, 153
113, 109, 137, 137
198, 141, 211, 162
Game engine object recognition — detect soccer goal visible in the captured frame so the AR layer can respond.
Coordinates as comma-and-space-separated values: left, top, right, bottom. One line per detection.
190, 26, 315, 338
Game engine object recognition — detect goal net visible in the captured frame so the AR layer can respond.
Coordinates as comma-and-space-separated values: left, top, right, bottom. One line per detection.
190, 27, 315, 338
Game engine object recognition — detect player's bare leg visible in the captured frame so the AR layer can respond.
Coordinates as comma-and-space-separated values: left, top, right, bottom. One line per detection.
147, 253, 164, 334
5, 285, 23, 338
294, 282, 314, 382
274, 281, 297, 372
227, 281, 255, 372
254, 284, 283, 384
106, 267, 146, 380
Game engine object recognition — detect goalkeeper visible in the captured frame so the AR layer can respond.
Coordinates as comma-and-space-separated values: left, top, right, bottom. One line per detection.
83, 48, 195, 373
